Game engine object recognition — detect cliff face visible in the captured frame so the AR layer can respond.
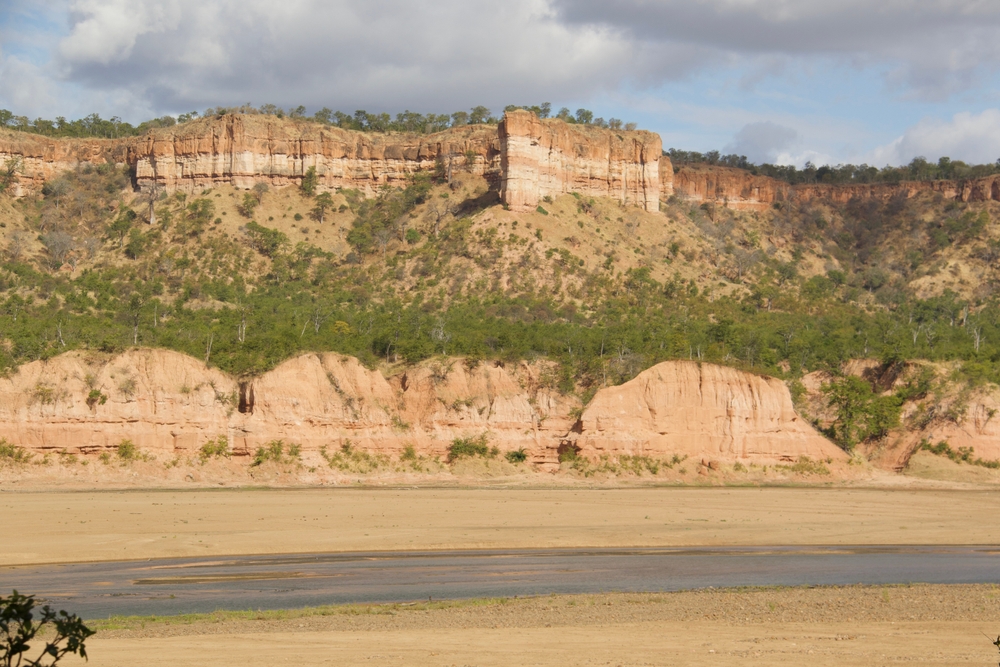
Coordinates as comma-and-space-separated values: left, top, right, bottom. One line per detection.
573, 360, 844, 463
125, 114, 502, 196
671, 165, 790, 211
0, 132, 129, 197
0, 112, 661, 211
499, 110, 661, 212
669, 164, 1000, 210
1, 349, 837, 468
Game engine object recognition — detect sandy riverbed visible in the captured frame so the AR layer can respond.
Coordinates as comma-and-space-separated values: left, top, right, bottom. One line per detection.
61, 585, 1000, 666
3, 486, 1000, 566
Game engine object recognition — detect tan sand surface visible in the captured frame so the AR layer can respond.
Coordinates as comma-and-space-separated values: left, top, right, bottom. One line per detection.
3, 487, 999, 566
65, 586, 1000, 666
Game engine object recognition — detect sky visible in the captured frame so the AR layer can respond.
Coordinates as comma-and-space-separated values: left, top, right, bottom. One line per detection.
3, 0, 1000, 168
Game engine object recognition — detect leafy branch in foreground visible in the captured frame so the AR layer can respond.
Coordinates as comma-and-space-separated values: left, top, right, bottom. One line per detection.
1, 590, 94, 667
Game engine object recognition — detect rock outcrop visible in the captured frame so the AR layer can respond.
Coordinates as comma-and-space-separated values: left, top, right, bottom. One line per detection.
499, 110, 662, 212
573, 361, 845, 463
8, 113, 1000, 215
668, 163, 1000, 211
0, 133, 130, 197
125, 115, 502, 196
671, 164, 790, 211
0, 349, 837, 468
0, 111, 661, 212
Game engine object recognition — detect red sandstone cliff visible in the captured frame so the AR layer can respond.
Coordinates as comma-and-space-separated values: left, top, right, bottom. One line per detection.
572, 360, 844, 463
499, 110, 661, 212
8, 115, 999, 215
669, 163, 1000, 210
0, 349, 838, 468
126, 114, 501, 195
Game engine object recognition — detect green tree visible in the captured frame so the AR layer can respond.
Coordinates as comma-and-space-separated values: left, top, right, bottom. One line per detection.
1, 590, 95, 667
311, 192, 334, 224
239, 192, 258, 218
300, 166, 319, 197
107, 210, 136, 249
824, 376, 902, 450
242, 221, 288, 257
0, 158, 21, 195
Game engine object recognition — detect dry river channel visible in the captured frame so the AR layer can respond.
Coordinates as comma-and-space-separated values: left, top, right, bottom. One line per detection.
4, 545, 1000, 619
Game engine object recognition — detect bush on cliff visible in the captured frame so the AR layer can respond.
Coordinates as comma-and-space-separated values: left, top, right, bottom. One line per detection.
447, 434, 497, 462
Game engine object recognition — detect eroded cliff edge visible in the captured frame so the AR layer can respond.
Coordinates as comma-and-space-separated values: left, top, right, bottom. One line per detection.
0, 349, 844, 468
5, 111, 1000, 213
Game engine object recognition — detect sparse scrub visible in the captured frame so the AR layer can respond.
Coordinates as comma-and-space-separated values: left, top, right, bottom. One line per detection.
0, 439, 31, 464
561, 451, 686, 477
505, 448, 528, 464
199, 435, 230, 461
778, 456, 831, 476
321, 441, 389, 473
116, 439, 143, 462
920, 439, 1000, 469
447, 434, 497, 462
86, 389, 108, 409
251, 440, 302, 467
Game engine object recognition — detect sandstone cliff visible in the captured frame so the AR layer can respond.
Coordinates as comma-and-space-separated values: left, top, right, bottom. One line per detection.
126, 114, 501, 196
669, 163, 1000, 210
0, 349, 838, 468
499, 110, 661, 212
572, 361, 844, 463
0, 112, 661, 212
0, 132, 128, 197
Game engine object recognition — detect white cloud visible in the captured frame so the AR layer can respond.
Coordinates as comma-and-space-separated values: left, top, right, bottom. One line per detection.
60, 0, 182, 66
724, 121, 798, 163
868, 109, 1000, 166
52, 0, 664, 116
552, 0, 1000, 101
0, 50, 59, 116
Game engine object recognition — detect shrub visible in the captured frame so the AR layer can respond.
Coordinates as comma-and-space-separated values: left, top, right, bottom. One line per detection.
242, 221, 289, 257
447, 434, 497, 462
199, 435, 230, 461
86, 389, 108, 409
252, 440, 301, 466
505, 448, 528, 463
321, 441, 388, 472
921, 439, 1000, 469
535, 205, 549, 215
0, 439, 31, 464
0, 590, 95, 667
116, 439, 140, 462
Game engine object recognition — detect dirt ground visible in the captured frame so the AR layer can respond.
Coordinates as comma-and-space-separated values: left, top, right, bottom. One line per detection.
3, 485, 1000, 566
63, 585, 1000, 666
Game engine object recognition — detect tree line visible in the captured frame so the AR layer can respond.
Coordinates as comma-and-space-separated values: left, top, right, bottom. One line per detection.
0, 102, 637, 139
666, 148, 1000, 186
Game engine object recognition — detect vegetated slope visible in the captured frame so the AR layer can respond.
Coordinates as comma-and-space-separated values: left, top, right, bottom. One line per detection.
1, 147, 1000, 471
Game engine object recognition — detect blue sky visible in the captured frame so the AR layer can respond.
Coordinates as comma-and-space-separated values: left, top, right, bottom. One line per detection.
3, 0, 1000, 168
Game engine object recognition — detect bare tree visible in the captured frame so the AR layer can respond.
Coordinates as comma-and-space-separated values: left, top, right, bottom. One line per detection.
6, 231, 28, 261
731, 248, 760, 281
252, 182, 270, 205
970, 320, 984, 353
375, 227, 393, 260
146, 182, 158, 225
41, 231, 76, 267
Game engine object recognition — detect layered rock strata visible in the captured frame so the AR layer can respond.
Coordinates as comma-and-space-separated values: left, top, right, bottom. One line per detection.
0, 112, 660, 211
670, 164, 1000, 210
0, 349, 838, 467
499, 110, 662, 212
572, 360, 845, 463
0, 133, 130, 197
125, 115, 502, 196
